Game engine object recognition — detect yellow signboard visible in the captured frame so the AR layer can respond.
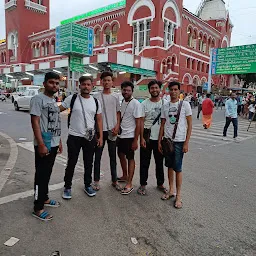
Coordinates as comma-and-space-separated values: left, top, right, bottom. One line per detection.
0, 39, 6, 44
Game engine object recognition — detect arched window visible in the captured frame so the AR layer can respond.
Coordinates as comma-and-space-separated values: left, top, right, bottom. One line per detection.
197, 61, 202, 72
171, 56, 175, 71
202, 35, 207, 53
192, 59, 196, 70
162, 60, 167, 74
45, 41, 49, 56
186, 58, 191, 69
202, 63, 205, 73
206, 64, 209, 73
164, 20, 176, 48
112, 24, 118, 44
104, 26, 111, 45
192, 30, 197, 49
198, 32, 203, 51
1, 52, 4, 63
51, 39, 55, 54
94, 29, 100, 46
167, 58, 171, 73
34, 43, 40, 58
187, 27, 193, 47
41, 42, 45, 56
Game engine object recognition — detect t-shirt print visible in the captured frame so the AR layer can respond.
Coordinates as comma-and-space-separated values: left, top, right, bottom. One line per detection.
168, 104, 178, 125
148, 106, 161, 125
45, 102, 61, 137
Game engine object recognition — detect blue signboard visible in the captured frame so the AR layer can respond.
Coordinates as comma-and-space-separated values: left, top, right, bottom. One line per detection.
203, 83, 208, 90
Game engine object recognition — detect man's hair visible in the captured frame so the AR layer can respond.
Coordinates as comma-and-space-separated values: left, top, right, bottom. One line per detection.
79, 76, 93, 84
44, 72, 60, 83
148, 80, 162, 90
206, 93, 211, 98
168, 81, 180, 90
100, 71, 113, 80
121, 81, 134, 91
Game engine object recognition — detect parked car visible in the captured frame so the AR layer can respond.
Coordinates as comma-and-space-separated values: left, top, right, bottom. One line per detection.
14, 89, 39, 111
11, 85, 40, 103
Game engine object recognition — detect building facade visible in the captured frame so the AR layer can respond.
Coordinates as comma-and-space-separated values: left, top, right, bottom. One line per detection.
0, 0, 233, 92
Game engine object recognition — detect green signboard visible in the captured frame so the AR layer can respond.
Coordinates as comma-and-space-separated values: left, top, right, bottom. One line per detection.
110, 63, 156, 77
211, 44, 256, 75
55, 23, 94, 56
61, 0, 126, 25
69, 55, 84, 72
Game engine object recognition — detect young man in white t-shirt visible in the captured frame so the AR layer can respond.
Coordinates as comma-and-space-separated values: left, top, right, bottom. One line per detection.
158, 81, 192, 209
138, 80, 167, 196
59, 76, 103, 199
118, 81, 142, 195
93, 71, 121, 191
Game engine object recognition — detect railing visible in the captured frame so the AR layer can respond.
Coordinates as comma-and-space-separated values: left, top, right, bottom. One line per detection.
5, 0, 17, 11
24, 0, 47, 13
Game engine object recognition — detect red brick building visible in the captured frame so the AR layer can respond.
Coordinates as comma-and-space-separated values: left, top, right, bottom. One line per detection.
0, 0, 233, 92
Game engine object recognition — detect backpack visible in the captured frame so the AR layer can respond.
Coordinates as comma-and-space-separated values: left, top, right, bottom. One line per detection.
67, 94, 99, 128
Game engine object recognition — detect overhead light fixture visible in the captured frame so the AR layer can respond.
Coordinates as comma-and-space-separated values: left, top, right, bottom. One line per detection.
83, 73, 92, 76
119, 71, 126, 74
135, 60, 139, 64
21, 77, 30, 80
25, 72, 34, 76
89, 65, 99, 71
6, 74, 13, 78
53, 69, 62, 74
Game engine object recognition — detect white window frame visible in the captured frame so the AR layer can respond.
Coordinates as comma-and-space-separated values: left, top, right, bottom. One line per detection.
164, 18, 176, 49
132, 18, 151, 54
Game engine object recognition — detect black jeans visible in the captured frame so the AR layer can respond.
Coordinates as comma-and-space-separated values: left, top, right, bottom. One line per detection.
197, 104, 202, 119
140, 140, 164, 186
223, 118, 238, 138
34, 146, 58, 212
64, 135, 96, 189
94, 131, 117, 183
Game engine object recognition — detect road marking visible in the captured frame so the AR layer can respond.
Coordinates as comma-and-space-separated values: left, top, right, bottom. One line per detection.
0, 131, 18, 193
0, 179, 79, 206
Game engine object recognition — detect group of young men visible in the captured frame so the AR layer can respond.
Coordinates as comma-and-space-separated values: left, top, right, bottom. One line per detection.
30, 71, 192, 221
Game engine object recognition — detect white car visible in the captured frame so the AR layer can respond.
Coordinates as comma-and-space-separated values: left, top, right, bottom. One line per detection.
11, 85, 40, 103
14, 89, 39, 111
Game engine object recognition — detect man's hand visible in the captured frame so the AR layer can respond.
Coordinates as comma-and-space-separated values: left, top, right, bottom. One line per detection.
140, 138, 146, 148
112, 125, 119, 136
38, 144, 49, 158
158, 142, 163, 155
97, 137, 103, 148
58, 141, 63, 154
131, 140, 138, 151
183, 142, 189, 153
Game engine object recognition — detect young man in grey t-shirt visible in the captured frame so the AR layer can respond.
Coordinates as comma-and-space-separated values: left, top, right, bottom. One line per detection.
30, 72, 62, 221
93, 72, 121, 191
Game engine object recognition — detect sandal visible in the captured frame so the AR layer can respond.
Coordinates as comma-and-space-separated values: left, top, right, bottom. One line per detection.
44, 200, 60, 208
117, 177, 127, 183
121, 187, 134, 195
92, 182, 100, 191
137, 186, 147, 196
174, 199, 183, 209
32, 211, 53, 221
157, 186, 168, 194
161, 193, 175, 200
112, 183, 122, 191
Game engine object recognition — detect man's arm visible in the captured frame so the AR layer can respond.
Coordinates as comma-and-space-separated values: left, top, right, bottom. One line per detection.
131, 118, 141, 151
158, 118, 166, 154
31, 116, 48, 157
140, 117, 146, 148
96, 113, 103, 147
183, 115, 192, 153
112, 111, 121, 136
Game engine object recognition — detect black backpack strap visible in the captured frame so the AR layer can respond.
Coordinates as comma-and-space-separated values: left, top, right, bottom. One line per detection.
94, 97, 99, 133
67, 94, 77, 128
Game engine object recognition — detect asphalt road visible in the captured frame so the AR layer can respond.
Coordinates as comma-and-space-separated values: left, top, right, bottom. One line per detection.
0, 99, 255, 256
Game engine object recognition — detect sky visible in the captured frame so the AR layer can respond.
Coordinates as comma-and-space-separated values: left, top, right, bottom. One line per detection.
0, 0, 255, 46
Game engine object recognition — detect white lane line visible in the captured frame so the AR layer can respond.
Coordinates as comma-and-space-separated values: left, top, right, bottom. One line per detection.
0, 179, 79, 206
0, 131, 18, 193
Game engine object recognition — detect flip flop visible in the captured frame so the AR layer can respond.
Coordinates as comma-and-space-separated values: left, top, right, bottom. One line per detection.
174, 199, 183, 209
137, 186, 147, 196
112, 183, 122, 191
92, 183, 100, 191
161, 193, 175, 200
32, 211, 53, 221
44, 200, 61, 208
121, 187, 134, 195
157, 186, 168, 194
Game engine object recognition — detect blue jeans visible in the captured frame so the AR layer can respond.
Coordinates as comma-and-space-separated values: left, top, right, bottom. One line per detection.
223, 118, 238, 138
164, 142, 184, 172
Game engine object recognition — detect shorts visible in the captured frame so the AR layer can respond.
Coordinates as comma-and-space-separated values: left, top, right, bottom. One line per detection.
164, 142, 184, 172
117, 138, 135, 160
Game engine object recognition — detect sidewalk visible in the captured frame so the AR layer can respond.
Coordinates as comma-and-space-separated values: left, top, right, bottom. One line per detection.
0, 134, 10, 172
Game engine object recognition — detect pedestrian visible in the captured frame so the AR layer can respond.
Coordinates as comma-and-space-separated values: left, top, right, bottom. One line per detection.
158, 81, 192, 209
223, 92, 239, 142
137, 80, 167, 196
93, 71, 121, 191
202, 93, 214, 129
237, 93, 243, 116
59, 76, 103, 199
248, 102, 256, 121
197, 93, 205, 119
117, 81, 142, 195
30, 72, 62, 221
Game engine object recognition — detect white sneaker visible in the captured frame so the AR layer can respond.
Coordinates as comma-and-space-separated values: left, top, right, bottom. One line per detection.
222, 137, 228, 141
234, 137, 240, 143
